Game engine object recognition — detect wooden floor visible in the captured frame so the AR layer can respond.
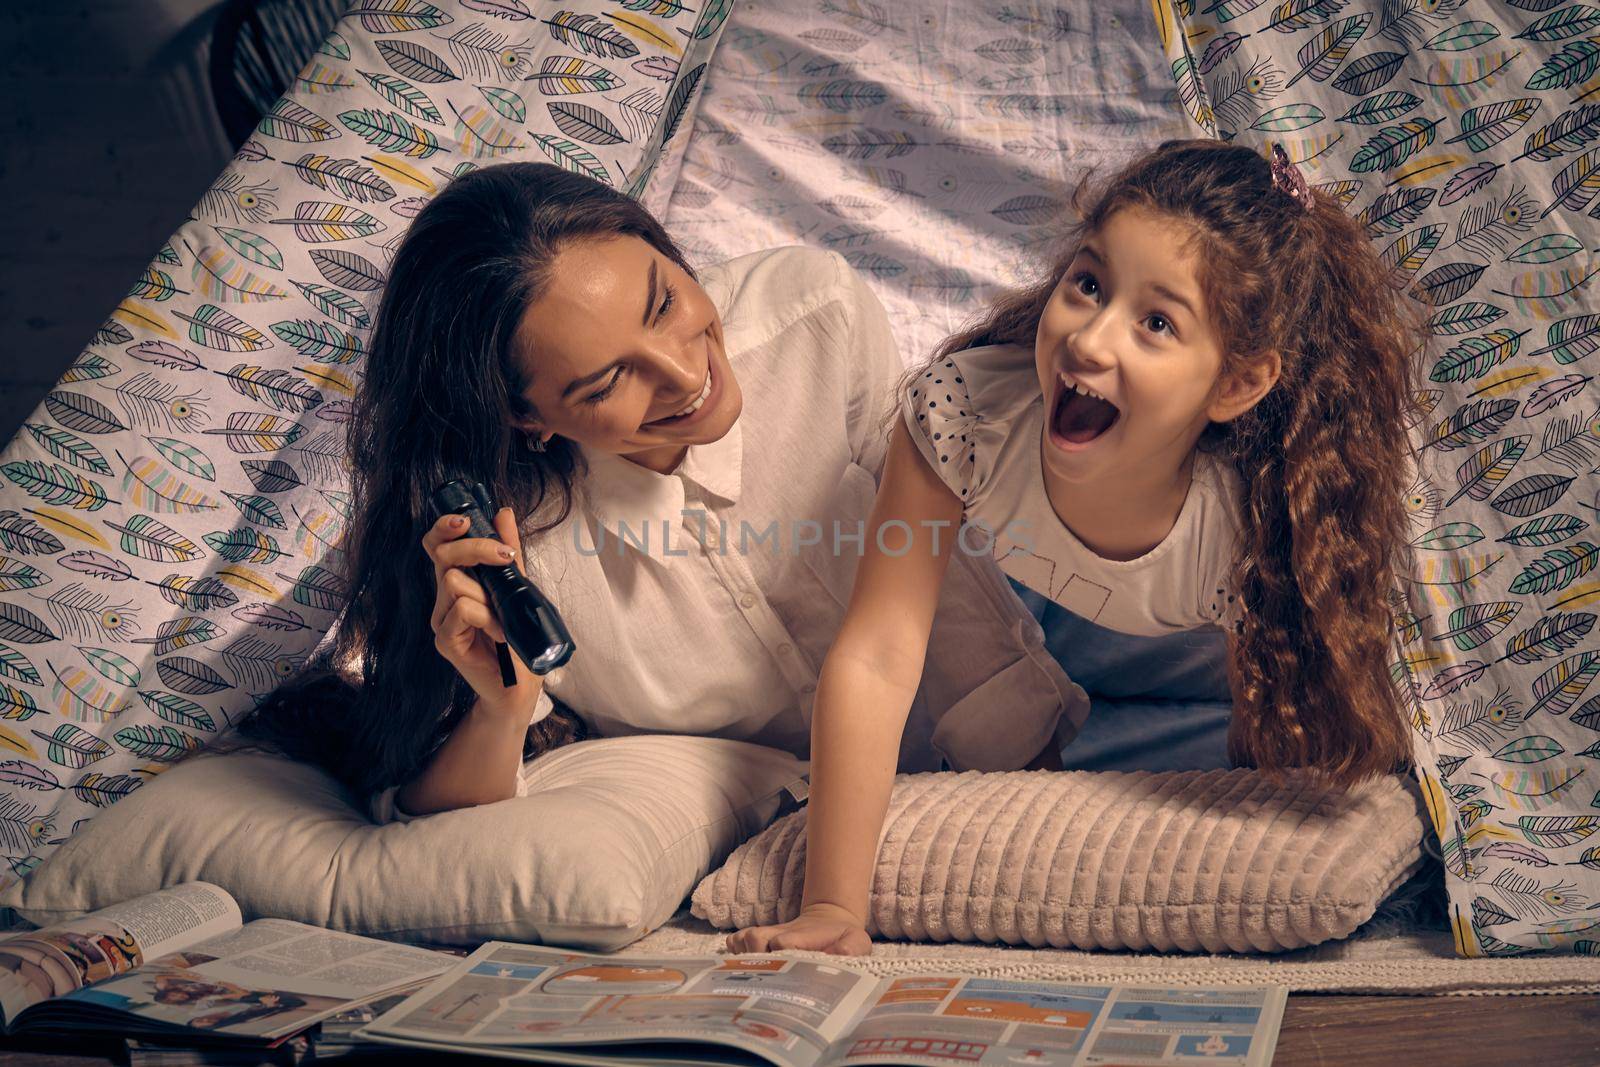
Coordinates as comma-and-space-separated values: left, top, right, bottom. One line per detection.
1271, 995, 1599, 1065
3, 994, 1596, 1065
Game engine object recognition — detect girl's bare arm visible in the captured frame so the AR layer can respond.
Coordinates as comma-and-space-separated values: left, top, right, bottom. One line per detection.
731, 417, 964, 952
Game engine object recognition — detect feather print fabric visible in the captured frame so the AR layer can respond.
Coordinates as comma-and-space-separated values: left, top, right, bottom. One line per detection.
0, 0, 727, 889
1153, 0, 1600, 957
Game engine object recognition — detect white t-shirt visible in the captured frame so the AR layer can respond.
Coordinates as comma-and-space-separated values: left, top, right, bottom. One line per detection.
371, 249, 1088, 821
900, 343, 1247, 639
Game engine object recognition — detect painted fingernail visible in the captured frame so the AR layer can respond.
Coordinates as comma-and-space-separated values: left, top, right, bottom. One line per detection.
498, 546, 515, 559
450, 515, 466, 527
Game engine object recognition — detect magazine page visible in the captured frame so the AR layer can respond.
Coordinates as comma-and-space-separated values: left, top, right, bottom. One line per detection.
0, 882, 241, 1026
827, 978, 1288, 1067
360, 942, 882, 1067
26, 917, 454, 1043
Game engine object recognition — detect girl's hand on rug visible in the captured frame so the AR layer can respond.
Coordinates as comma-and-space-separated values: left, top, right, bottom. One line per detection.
424, 506, 542, 719
725, 903, 871, 956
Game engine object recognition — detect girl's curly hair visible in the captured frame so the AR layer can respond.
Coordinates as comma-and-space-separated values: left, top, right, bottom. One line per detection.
926, 139, 1426, 786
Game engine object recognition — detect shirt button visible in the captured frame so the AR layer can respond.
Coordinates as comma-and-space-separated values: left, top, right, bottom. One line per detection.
739, 593, 757, 609
777, 643, 794, 656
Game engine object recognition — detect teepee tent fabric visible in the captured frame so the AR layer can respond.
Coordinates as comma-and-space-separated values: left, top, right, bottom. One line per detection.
1152, 0, 1600, 956
0, 0, 729, 890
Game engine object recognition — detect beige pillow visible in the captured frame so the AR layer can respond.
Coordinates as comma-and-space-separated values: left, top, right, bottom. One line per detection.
693, 767, 1427, 953
4, 735, 806, 950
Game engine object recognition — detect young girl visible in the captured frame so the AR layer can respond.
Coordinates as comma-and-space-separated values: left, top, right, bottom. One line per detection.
730, 139, 1424, 955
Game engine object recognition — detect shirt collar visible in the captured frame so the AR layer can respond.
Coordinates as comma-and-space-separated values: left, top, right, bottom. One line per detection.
679, 413, 743, 504
577, 416, 743, 548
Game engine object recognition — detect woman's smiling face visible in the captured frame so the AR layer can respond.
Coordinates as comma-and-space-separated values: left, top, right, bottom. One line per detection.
515, 235, 742, 473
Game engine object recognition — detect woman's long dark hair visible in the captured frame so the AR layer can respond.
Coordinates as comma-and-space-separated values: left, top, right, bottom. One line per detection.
233, 162, 691, 798
923, 139, 1425, 787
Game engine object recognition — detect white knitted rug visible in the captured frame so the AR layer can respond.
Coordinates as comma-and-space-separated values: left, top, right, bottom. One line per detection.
629, 910, 1600, 996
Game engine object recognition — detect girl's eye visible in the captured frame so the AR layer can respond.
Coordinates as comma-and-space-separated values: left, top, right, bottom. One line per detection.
585, 366, 626, 405
1071, 272, 1098, 298
657, 283, 676, 321
1146, 314, 1172, 335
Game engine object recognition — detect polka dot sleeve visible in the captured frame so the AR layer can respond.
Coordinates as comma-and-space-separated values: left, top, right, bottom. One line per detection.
899, 354, 984, 504
1203, 575, 1247, 637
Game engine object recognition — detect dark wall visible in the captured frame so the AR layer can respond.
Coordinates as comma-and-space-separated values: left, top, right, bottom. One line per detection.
0, 1, 235, 444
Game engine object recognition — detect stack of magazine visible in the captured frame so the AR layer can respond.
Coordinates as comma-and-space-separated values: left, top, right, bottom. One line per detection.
2, 883, 1289, 1066
351, 941, 1289, 1067
123, 989, 423, 1065
0, 881, 452, 1059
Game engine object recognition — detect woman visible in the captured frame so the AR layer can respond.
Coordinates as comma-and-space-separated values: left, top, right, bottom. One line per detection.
237, 162, 1086, 818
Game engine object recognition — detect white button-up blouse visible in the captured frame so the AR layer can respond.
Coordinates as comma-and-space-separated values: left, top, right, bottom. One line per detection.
372, 247, 1087, 821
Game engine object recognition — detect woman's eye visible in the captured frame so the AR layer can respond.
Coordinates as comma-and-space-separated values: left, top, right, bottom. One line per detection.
1072, 273, 1098, 298
657, 283, 676, 321
1146, 314, 1171, 335
585, 367, 625, 404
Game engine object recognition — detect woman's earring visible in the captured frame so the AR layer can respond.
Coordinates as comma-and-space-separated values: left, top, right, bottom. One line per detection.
526, 433, 548, 453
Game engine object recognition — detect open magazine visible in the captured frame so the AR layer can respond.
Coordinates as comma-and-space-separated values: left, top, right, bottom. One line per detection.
358, 942, 1288, 1067
0, 881, 453, 1045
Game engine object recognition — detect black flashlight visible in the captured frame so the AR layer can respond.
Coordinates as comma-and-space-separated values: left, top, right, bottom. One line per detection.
430, 479, 575, 685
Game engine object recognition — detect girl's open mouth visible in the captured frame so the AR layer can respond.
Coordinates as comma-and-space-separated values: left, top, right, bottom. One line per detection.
1049, 374, 1120, 448
645, 359, 717, 429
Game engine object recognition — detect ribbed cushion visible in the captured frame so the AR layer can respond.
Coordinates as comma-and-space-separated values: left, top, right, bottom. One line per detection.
693, 769, 1427, 954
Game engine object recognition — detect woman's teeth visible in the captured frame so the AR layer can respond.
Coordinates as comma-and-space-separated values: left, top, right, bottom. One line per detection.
654, 369, 712, 424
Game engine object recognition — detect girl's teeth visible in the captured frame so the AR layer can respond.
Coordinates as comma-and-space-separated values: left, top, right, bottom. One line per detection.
1060, 374, 1107, 403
